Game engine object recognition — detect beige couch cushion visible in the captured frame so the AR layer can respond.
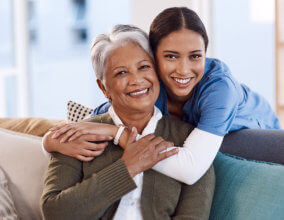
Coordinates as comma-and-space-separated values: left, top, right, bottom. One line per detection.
0, 117, 65, 137
0, 128, 48, 219
0, 167, 18, 218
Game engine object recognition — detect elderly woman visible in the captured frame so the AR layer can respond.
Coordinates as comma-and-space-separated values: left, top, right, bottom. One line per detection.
41, 25, 215, 220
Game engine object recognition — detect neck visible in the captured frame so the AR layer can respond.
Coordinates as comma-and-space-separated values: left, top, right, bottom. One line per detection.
112, 105, 154, 134
166, 89, 189, 120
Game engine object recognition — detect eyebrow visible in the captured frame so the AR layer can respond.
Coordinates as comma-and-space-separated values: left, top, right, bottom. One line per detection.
163, 49, 203, 54
137, 59, 150, 64
112, 59, 150, 71
112, 66, 126, 72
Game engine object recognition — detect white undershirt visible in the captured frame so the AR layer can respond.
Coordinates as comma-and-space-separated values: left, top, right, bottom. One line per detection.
109, 106, 223, 220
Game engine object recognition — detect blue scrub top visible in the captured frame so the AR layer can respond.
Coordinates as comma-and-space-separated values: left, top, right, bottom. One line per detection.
92, 58, 281, 136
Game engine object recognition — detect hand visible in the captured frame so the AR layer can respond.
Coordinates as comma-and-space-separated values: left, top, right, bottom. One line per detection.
45, 132, 109, 162
49, 122, 116, 143
121, 127, 178, 177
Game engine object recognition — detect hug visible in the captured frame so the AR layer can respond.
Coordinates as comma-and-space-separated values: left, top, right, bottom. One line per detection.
41, 7, 283, 220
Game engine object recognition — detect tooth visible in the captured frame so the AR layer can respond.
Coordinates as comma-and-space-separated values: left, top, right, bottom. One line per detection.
130, 89, 148, 96
174, 78, 190, 84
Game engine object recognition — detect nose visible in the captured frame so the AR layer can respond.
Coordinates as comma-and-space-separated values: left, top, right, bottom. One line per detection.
129, 71, 145, 85
177, 58, 191, 76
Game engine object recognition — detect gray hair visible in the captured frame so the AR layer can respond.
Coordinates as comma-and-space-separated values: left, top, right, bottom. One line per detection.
90, 24, 154, 81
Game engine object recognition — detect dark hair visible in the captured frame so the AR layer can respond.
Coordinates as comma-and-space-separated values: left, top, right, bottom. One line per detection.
149, 7, 208, 54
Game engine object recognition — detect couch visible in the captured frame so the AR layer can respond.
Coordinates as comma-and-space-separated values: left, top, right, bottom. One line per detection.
0, 117, 284, 220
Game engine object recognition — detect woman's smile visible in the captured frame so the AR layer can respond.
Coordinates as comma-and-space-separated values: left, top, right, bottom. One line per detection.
156, 28, 206, 102
100, 42, 160, 115
128, 88, 150, 97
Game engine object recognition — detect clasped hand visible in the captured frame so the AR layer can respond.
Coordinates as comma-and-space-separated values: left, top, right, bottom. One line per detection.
48, 122, 178, 176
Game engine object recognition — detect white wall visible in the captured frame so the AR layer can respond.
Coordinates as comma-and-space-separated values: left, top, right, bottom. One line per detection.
212, 0, 275, 108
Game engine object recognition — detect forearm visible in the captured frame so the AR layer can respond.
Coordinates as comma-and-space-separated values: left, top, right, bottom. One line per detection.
152, 128, 223, 185
41, 153, 136, 220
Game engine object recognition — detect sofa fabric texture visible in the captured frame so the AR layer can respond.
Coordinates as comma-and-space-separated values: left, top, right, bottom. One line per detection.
0, 115, 284, 219
210, 153, 284, 220
0, 117, 65, 137
0, 128, 49, 219
0, 167, 18, 219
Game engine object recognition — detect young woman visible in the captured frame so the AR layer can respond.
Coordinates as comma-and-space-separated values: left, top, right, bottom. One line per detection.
46, 7, 281, 180
41, 25, 215, 220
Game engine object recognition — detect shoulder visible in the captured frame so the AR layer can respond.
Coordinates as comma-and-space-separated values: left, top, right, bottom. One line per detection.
155, 117, 194, 146
198, 59, 238, 96
205, 58, 230, 75
84, 112, 114, 125
92, 102, 111, 116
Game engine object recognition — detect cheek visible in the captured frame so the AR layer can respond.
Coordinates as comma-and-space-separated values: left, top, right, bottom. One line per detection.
195, 62, 205, 77
157, 60, 172, 78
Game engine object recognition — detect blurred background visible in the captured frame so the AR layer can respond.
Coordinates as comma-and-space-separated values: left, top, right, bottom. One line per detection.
0, 0, 283, 126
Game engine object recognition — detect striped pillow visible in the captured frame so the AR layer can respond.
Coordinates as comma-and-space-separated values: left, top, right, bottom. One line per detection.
0, 168, 18, 219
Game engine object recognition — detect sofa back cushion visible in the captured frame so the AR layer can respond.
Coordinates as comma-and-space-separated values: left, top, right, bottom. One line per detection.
0, 128, 48, 219
210, 153, 284, 220
0, 167, 18, 218
0, 117, 65, 137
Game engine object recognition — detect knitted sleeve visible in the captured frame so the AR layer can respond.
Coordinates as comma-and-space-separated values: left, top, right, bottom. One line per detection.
41, 152, 136, 220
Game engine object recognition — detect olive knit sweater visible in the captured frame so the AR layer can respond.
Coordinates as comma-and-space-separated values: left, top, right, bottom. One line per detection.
41, 113, 215, 220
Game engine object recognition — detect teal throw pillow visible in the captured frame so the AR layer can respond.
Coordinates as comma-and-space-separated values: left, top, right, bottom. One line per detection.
210, 153, 284, 220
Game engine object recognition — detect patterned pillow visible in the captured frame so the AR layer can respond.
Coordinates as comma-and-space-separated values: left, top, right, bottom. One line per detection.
67, 101, 94, 122
0, 168, 18, 219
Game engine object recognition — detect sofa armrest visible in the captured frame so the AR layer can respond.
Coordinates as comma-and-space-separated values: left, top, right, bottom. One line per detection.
221, 129, 284, 165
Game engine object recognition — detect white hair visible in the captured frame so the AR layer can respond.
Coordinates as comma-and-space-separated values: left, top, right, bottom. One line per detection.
90, 24, 154, 81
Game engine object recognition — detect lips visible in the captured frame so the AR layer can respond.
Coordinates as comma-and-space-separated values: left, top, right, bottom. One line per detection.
128, 88, 149, 97
173, 77, 191, 84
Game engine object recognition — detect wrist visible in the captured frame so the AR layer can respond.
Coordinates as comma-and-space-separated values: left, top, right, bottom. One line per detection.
118, 127, 130, 149
122, 158, 136, 178
113, 125, 125, 145
44, 131, 55, 152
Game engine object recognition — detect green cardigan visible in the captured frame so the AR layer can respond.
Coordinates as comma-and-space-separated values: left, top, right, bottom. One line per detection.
41, 113, 215, 220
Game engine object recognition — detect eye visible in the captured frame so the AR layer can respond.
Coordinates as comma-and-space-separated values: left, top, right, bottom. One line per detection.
190, 54, 202, 59
164, 54, 178, 59
115, 70, 127, 77
139, 65, 151, 70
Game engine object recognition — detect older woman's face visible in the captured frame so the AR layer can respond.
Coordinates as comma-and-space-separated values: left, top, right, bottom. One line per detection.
101, 42, 160, 114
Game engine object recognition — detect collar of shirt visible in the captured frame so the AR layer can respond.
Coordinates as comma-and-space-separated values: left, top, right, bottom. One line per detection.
108, 105, 163, 138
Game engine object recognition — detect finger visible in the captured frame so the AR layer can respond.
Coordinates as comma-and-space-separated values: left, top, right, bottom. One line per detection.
68, 132, 113, 142
139, 133, 156, 142
60, 129, 78, 143
147, 136, 165, 147
136, 135, 163, 152
79, 134, 113, 142
76, 155, 95, 162
157, 148, 179, 162
67, 130, 87, 142
81, 149, 105, 157
52, 125, 73, 139
49, 124, 67, 131
85, 142, 108, 151
155, 141, 174, 153
126, 127, 138, 145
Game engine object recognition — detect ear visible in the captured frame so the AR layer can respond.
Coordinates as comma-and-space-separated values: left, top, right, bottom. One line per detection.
97, 79, 111, 99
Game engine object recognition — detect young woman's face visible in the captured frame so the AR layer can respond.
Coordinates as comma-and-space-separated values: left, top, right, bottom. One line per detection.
156, 29, 206, 102
99, 42, 160, 115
